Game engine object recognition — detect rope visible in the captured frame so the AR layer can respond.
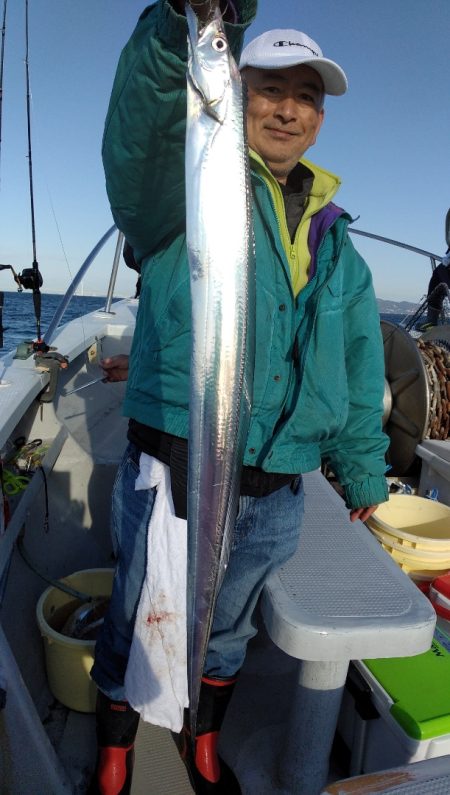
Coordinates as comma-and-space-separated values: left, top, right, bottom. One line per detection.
417, 339, 450, 441
17, 537, 92, 602
3, 435, 90, 601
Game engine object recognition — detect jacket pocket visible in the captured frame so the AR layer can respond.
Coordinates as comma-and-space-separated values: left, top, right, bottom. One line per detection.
252, 283, 280, 414
294, 305, 349, 441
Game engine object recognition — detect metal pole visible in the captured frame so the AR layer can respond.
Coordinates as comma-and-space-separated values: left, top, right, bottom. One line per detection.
349, 227, 441, 264
104, 231, 124, 314
43, 225, 116, 346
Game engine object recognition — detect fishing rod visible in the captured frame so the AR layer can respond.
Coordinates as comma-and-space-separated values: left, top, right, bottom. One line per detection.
0, 0, 7, 184
23, 0, 45, 348
0, 1, 5, 347
0, 2, 48, 351
0, 0, 9, 356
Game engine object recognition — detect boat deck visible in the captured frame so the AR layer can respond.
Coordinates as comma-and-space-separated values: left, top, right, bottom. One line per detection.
0, 300, 446, 794
132, 722, 193, 794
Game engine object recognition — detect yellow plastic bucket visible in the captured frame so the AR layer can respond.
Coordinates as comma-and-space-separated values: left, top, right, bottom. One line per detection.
36, 568, 114, 713
377, 545, 450, 571
369, 524, 450, 566
367, 495, 450, 551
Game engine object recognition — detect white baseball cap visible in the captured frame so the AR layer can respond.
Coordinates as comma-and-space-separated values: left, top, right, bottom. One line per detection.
240, 29, 348, 96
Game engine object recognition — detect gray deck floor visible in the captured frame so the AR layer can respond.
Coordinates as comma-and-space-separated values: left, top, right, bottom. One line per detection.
131, 722, 193, 795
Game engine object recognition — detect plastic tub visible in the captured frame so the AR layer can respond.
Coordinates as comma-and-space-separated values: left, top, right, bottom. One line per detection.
369, 525, 450, 565
368, 524, 450, 578
409, 569, 450, 585
417, 441, 450, 507
367, 495, 450, 551
430, 575, 450, 636
384, 553, 450, 573
36, 568, 114, 713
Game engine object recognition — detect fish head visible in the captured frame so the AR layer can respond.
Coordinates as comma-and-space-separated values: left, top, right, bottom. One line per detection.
186, 4, 238, 122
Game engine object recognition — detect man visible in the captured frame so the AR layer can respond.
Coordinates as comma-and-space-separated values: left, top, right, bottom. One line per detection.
425, 253, 450, 326
90, 1, 389, 793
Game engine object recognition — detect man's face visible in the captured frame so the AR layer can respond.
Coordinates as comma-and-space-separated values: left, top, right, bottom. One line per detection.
243, 64, 325, 184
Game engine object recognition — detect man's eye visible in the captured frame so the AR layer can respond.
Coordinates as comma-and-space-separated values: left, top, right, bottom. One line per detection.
263, 85, 280, 95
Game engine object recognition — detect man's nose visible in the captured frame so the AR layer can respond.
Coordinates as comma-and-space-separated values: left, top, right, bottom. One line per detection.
274, 97, 298, 122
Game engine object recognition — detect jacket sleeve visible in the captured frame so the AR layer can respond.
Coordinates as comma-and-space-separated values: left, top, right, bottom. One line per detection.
102, 0, 256, 263
320, 236, 389, 509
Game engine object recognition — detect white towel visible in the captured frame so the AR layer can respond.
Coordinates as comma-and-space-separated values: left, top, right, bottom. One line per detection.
124, 453, 188, 731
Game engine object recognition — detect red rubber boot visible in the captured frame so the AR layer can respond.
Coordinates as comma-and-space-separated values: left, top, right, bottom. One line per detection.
88, 691, 140, 795
173, 676, 241, 794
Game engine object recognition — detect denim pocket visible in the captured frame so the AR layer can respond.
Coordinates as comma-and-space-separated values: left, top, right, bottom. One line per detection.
110, 443, 152, 556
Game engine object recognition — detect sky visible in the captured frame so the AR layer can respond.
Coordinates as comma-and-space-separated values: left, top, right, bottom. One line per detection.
0, 0, 449, 301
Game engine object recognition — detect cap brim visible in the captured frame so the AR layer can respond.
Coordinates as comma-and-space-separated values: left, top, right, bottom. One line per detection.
240, 55, 348, 96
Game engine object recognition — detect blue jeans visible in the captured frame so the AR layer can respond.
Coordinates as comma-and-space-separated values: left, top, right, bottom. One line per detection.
91, 443, 304, 700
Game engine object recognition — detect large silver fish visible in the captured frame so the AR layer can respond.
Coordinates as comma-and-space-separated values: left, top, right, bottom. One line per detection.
185, 4, 255, 738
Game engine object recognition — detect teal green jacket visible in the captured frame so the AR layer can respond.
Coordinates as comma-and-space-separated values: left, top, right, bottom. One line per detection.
102, 0, 389, 509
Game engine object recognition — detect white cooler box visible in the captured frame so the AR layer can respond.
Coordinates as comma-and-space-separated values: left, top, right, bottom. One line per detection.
416, 440, 450, 505
338, 626, 450, 774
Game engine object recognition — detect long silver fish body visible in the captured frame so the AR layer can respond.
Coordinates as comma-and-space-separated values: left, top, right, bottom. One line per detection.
185, 5, 255, 737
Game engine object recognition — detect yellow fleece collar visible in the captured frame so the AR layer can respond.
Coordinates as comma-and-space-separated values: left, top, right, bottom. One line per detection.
250, 150, 341, 295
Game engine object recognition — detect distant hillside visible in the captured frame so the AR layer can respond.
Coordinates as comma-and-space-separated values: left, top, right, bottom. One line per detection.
376, 298, 417, 315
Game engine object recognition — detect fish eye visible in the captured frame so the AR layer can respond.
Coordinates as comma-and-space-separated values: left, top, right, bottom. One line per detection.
212, 35, 228, 52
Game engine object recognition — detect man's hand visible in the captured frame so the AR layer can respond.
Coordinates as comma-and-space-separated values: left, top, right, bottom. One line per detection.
350, 505, 379, 523
100, 355, 129, 383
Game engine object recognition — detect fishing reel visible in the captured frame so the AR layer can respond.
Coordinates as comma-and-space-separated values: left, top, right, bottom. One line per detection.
0, 263, 43, 292
0, 261, 48, 354
16, 266, 43, 292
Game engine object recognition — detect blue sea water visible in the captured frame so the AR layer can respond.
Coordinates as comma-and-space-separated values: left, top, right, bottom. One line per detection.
0, 291, 108, 355
0, 288, 407, 356
380, 314, 408, 327
0, 291, 404, 356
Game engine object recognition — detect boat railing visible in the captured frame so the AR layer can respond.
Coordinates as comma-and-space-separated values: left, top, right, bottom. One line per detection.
42, 224, 446, 349
349, 227, 450, 330
43, 225, 121, 347
349, 227, 442, 273
104, 230, 125, 314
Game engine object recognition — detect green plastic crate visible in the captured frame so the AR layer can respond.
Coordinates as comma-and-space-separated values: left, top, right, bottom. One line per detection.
364, 627, 450, 741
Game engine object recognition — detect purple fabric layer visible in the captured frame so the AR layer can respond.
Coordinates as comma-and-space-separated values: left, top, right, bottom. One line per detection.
307, 202, 344, 282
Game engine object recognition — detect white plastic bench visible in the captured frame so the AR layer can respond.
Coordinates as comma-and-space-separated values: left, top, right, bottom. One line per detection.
260, 470, 436, 795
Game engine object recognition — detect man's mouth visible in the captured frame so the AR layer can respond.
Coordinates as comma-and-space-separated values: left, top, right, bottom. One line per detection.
265, 127, 298, 139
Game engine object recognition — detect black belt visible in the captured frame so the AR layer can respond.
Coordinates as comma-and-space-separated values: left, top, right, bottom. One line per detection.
127, 420, 297, 520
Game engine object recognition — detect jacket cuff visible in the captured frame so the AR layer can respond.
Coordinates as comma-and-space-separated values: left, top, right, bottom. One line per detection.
344, 475, 389, 509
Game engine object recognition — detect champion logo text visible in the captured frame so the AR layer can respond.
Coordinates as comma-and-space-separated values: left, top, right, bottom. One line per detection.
273, 40, 319, 57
